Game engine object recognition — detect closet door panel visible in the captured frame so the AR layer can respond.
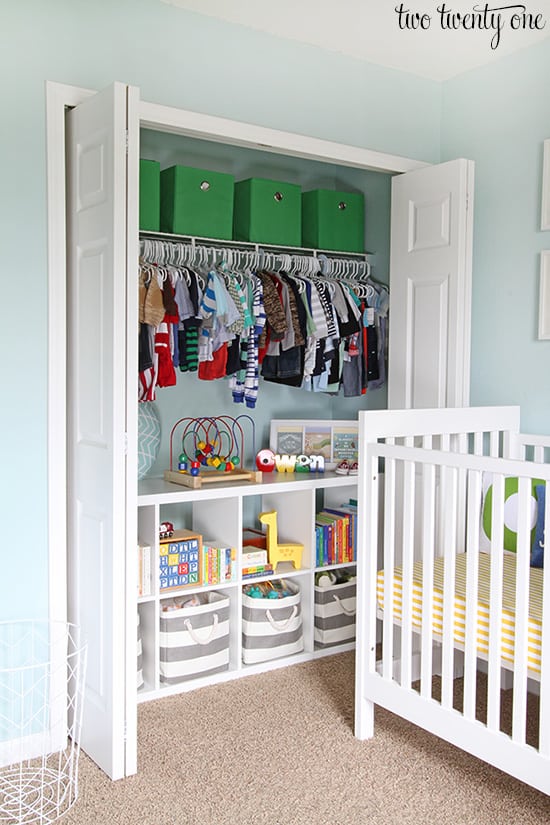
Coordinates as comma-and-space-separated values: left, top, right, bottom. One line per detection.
388, 158, 474, 409
66, 81, 137, 781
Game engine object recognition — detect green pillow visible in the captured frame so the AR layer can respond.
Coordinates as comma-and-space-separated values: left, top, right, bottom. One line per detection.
480, 474, 542, 554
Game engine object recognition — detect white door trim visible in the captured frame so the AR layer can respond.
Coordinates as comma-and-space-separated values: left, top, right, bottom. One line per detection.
139, 100, 428, 175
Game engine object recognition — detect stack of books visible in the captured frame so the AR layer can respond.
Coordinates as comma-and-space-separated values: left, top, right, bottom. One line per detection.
241, 547, 274, 579
202, 541, 237, 585
315, 500, 357, 566
138, 543, 152, 596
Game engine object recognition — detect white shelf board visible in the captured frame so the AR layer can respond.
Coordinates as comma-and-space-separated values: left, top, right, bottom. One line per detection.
138, 471, 357, 505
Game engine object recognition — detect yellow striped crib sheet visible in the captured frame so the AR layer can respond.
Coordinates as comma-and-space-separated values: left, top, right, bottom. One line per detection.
376, 552, 544, 675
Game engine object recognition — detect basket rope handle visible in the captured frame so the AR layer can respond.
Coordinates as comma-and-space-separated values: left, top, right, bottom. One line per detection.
266, 605, 298, 631
184, 614, 219, 645
332, 595, 356, 617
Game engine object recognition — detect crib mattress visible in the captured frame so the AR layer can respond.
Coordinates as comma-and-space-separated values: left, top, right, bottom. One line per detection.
376, 552, 544, 675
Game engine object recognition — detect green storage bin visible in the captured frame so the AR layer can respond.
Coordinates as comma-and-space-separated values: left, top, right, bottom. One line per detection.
139, 159, 160, 231
234, 178, 301, 247
160, 165, 235, 239
302, 189, 365, 253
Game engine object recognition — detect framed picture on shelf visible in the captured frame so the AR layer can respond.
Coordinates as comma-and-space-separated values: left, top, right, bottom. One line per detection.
269, 419, 359, 470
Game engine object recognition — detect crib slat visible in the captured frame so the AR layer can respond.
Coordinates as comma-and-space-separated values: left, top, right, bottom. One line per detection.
365, 452, 381, 660
441, 465, 458, 710
473, 431, 484, 456
539, 482, 550, 757
400, 459, 415, 689
489, 430, 500, 457
512, 476, 531, 745
502, 429, 515, 460
456, 433, 468, 553
355, 443, 380, 740
487, 474, 505, 732
464, 469, 482, 721
420, 461, 436, 699
382, 457, 396, 680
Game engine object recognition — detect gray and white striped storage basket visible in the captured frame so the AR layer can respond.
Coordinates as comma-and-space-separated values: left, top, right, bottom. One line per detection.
314, 576, 356, 648
159, 592, 230, 684
242, 580, 304, 665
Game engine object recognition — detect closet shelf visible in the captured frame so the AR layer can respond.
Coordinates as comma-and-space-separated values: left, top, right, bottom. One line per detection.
139, 229, 374, 263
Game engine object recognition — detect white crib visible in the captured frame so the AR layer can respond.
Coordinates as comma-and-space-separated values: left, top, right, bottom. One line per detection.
354, 406, 550, 795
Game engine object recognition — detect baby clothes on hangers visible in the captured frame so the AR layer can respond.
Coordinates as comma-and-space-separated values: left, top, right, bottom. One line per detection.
229, 274, 266, 407
260, 272, 304, 387
137, 242, 388, 405
366, 285, 389, 391
179, 270, 203, 373
198, 270, 241, 381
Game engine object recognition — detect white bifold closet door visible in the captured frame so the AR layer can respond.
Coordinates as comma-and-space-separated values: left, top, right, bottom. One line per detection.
388, 158, 474, 409
66, 81, 139, 781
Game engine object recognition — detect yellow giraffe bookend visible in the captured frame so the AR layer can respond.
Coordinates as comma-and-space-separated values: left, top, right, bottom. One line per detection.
258, 510, 303, 571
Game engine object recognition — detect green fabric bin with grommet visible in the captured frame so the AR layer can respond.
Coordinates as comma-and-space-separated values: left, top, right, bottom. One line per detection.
160, 165, 235, 239
302, 189, 365, 253
233, 177, 302, 247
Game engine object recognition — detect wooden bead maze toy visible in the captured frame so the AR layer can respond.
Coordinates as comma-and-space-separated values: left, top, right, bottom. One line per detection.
164, 415, 262, 489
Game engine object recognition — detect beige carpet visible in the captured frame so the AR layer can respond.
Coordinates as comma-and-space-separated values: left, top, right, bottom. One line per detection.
64, 653, 549, 825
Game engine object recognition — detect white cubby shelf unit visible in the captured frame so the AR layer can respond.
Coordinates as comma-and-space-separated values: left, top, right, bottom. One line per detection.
137, 471, 357, 702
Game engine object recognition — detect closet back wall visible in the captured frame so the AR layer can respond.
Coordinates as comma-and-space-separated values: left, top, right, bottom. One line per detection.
1, 0, 442, 621
140, 129, 392, 476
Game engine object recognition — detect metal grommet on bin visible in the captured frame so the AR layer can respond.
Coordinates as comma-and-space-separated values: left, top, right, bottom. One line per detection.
274, 191, 283, 202
200, 181, 211, 191
338, 201, 347, 210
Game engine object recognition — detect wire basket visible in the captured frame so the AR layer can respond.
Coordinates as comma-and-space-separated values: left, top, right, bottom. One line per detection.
0, 622, 87, 825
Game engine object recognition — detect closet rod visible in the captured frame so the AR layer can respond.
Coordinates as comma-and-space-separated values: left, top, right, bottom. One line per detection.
139, 230, 373, 264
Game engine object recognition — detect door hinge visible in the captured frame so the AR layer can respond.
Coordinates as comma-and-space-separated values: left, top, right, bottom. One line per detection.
124, 432, 129, 455
125, 129, 129, 154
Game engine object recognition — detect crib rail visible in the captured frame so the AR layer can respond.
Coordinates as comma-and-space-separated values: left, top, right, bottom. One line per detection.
356, 437, 550, 795
514, 432, 550, 464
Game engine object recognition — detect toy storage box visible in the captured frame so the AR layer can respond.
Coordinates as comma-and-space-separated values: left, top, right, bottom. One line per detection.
139, 159, 160, 231
242, 580, 304, 664
160, 165, 235, 239
233, 177, 301, 247
159, 529, 202, 591
314, 573, 356, 649
159, 591, 230, 684
302, 189, 365, 253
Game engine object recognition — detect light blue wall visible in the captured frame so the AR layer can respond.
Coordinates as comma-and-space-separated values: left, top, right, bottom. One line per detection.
7, 1, 547, 624
0, 0, 441, 620
441, 39, 550, 433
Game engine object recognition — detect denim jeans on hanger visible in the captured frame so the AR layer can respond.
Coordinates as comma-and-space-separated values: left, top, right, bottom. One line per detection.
261, 345, 303, 386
